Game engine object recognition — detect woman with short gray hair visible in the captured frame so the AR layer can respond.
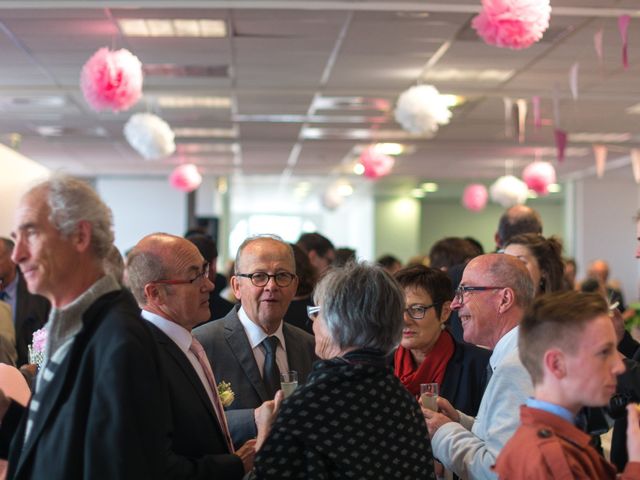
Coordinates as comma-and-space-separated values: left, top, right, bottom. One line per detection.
254, 262, 436, 479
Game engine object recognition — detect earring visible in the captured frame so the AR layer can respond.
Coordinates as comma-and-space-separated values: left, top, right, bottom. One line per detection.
440, 323, 446, 331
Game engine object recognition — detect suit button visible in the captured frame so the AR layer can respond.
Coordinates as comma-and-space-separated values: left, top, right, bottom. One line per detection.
537, 429, 552, 438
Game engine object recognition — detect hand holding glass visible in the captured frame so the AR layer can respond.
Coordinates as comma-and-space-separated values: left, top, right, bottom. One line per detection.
280, 371, 298, 398
420, 383, 439, 411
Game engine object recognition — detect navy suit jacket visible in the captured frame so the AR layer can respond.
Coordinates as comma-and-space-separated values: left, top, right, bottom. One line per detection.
193, 305, 316, 444
147, 323, 244, 479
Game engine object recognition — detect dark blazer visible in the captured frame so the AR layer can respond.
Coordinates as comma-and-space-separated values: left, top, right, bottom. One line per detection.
0, 290, 168, 480
193, 305, 316, 444
440, 339, 491, 417
147, 323, 244, 479
14, 272, 50, 367
392, 336, 491, 417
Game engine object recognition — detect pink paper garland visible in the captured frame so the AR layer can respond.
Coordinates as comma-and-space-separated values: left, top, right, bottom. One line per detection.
618, 15, 630, 70
554, 129, 567, 163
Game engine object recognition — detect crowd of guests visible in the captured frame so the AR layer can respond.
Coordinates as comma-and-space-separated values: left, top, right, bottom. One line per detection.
0, 175, 639, 479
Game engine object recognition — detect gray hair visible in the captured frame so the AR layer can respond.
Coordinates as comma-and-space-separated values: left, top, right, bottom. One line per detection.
313, 262, 404, 354
234, 234, 295, 274
34, 176, 114, 260
126, 243, 171, 306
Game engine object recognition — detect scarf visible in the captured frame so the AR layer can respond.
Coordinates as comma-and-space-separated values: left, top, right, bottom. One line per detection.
394, 329, 455, 397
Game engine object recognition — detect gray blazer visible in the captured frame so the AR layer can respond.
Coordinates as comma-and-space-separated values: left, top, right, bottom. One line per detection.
193, 305, 316, 445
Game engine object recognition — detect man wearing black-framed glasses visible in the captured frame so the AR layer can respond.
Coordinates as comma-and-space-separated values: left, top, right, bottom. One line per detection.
423, 253, 535, 480
194, 235, 316, 446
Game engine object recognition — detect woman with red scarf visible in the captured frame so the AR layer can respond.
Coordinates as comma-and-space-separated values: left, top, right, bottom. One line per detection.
394, 265, 491, 417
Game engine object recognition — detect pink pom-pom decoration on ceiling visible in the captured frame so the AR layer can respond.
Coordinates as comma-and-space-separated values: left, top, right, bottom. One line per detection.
359, 146, 395, 179
80, 47, 143, 112
472, 0, 551, 50
462, 184, 489, 212
169, 164, 202, 193
522, 161, 556, 195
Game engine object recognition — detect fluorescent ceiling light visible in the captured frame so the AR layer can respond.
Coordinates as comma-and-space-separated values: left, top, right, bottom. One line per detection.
439, 94, 466, 108
421, 182, 438, 192
336, 183, 354, 196
174, 127, 238, 138
411, 189, 426, 198
156, 96, 231, 109
626, 102, 640, 114
569, 133, 631, 143
302, 127, 417, 140
118, 19, 227, 38
353, 163, 365, 175
311, 96, 391, 112
547, 183, 561, 193
373, 143, 405, 155
177, 143, 238, 154
424, 69, 513, 82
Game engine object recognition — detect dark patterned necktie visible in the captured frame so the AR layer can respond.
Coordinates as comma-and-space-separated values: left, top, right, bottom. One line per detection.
261, 336, 282, 398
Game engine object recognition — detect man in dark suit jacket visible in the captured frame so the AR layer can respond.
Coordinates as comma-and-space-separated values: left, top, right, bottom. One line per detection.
127, 233, 273, 479
0, 238, 50, 366
194, 235, 316, 444
0, 176, 168, 479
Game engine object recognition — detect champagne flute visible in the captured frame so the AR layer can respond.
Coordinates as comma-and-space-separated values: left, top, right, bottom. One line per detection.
280, 370, 298, 398
420, 383, 439, 411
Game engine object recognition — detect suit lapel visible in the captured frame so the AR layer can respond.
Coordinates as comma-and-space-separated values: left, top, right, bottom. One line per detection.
150, 325, 219, 425
224, 312, 269, 402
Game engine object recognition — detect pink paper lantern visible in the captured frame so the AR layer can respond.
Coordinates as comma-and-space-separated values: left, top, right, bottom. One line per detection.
522, 161, 556, 195
169, 164, 202, 193
462, 184, 489, 212
80, 47, 143, 112
359, 146, 395, 179
472, 0, 551, 50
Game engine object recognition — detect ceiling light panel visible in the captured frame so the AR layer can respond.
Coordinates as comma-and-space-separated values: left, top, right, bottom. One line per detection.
118, 19, 227, 38
155, 96, 231, 108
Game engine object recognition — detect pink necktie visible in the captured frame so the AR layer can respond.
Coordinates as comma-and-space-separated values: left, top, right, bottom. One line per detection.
190, 336, 235, 453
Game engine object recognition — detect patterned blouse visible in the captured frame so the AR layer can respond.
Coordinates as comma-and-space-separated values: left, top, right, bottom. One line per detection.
254, 348, 436, 479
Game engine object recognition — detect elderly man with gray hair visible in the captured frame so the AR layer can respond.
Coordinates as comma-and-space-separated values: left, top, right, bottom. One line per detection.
253, 262, 436, 479
424, 253, 535, 480
0, 176, 168, 480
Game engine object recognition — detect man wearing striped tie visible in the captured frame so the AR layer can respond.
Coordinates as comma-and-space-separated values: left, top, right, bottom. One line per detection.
0, 176, 168, 479
127, 233, 281, 479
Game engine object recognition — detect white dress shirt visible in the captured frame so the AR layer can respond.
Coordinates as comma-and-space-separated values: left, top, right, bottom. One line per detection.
237, 306, 290, 378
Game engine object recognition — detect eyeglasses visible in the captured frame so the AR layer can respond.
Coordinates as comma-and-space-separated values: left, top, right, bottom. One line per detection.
306, 305, 321, 321
404, 303, 439, 320
236, 271, 296, 287
153, 264, 210, 286
454, 285, 504, 304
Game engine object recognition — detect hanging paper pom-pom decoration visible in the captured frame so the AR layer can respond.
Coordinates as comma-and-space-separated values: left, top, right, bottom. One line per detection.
359, 146, 395, 179
522, 161, 556, 195
80, 47, 143, 112
124, 113, 176, 160
462, 184, 489, 212
394, 85, 452, 136
321, 187, 343, 211
490, 175, 528, 207
472, 0, 551, 50
169, 164, 202, 193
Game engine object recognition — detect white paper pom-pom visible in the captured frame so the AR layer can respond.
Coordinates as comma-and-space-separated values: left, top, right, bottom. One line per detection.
394, 85, 452, 135
124, 113, 176, 160
490, 175, 529, 207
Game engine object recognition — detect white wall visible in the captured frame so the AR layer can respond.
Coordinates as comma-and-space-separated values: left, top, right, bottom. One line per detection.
573, 174, 639, 303
96, 177, 187, 253
0, 144, 49, 237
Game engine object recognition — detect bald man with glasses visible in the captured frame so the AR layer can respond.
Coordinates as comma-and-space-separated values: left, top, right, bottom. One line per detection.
194, 235, 316, 446
423, 254, 536, 480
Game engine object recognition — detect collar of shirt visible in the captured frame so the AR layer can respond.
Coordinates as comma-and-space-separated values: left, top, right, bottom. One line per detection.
526, 397, 575, 425
141, 309, 192, 354
489, 325, 519, 371
237, 306, 287, 353
3, 273, 18, 300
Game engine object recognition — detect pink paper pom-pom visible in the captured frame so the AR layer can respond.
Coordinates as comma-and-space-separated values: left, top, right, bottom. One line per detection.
359, 146, 395, 179
462, 184, 489, 212
32, 327, 47, 353
522, 161, 556, 195
80, 47, 143, 112
169, 164, 202, 193
472, 0, 551, 50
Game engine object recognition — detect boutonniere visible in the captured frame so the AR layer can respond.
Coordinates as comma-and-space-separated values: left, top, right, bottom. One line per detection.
28, 327, 47, 368
217, 381, 235, 407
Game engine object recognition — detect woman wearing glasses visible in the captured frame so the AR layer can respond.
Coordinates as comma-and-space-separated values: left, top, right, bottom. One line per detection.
393, 265, 491, 417
253, 262, 436, 479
